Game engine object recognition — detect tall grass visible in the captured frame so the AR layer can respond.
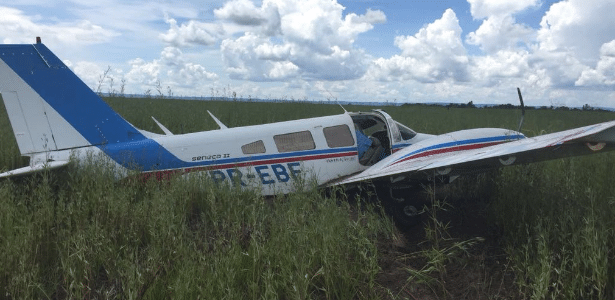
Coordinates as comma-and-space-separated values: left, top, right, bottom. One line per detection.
0, 161, 395, 298
490, 153, 615, 299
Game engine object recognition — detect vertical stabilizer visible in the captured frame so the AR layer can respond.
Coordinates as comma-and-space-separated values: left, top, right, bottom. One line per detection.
0, 41, 144, 155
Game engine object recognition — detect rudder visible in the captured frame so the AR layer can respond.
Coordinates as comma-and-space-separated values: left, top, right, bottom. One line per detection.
0, 40, 144, 155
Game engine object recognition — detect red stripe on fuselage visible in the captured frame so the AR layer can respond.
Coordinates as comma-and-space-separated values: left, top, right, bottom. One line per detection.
139, 150, 358, 181
392, 141, 503, 166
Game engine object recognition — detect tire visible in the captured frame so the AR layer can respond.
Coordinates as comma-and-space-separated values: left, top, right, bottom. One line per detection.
390, 201, 423, 229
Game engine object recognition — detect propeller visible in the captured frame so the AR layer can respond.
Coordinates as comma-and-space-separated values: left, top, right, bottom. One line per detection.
517, 87, 525, 133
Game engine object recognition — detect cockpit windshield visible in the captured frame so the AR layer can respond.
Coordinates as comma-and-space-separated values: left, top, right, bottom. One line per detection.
395, 121, 417, 140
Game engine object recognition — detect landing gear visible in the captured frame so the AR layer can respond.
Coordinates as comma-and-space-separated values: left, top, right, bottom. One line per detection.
377, 185, 425, 230
386, 200, 422, 229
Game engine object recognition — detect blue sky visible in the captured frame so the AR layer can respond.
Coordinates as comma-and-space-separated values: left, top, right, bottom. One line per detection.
2, 0, 615, 107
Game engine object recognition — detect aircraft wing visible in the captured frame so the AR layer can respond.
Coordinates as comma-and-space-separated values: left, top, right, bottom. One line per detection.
331, 120, 615, 186
0, 160, 70, 178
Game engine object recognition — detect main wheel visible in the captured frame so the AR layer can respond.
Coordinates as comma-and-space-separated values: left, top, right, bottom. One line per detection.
390, 201, 423, 229
376, 185, 424, 230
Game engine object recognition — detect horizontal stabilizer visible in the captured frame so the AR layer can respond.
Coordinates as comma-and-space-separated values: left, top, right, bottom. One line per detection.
0, 160, 70, 178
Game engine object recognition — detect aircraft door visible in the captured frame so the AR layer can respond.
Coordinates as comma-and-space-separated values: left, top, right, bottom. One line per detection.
351, 110, 395, 166
372, 109, 401, 148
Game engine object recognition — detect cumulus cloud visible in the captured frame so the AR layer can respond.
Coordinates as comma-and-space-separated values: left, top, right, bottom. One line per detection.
471, 50, 530, 85
576, 40, 615, 86
218, 0, 384, 81
214, 0, 281, 36
221, 33, 299, 81
463, 0, 615, 93
72, 61, 107, 89
125, 47, 218, 91
466, 14, 533, 53
537, 0, 615, 64
367, 9, 469, 83
126, 57, 161, 86
465, 0, 537, 54
159, 17, 224, 47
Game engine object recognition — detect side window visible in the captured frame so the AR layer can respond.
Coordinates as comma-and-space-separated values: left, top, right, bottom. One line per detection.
274, 131, 315, 153
242, 140, 266, 154
323, 124, 354, 148
395, 122, 417, 140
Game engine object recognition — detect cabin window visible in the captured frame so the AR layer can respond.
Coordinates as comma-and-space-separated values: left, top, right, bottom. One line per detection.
274, 131, 315, 153
242, 140, 266, 154
323, 124, 354, 148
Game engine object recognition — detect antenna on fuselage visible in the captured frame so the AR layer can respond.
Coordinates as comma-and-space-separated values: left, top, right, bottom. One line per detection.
516, 87, 526, 133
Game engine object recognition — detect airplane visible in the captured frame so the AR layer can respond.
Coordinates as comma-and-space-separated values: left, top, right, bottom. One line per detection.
2, 38, 615, 228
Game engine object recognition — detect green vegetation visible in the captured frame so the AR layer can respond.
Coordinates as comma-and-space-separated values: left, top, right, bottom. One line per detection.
1, 96, 615, 299
0, 163, 396, 299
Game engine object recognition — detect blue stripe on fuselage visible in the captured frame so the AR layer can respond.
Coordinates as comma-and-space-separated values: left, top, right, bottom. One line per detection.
395, 134, 525, 162
104, 140, 357, 171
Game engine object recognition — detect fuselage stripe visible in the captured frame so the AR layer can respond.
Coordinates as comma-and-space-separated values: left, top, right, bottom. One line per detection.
392, 141, 503, 165
185, 150, 358, 172
391, 134, 524, 166
140, 150, 359, 179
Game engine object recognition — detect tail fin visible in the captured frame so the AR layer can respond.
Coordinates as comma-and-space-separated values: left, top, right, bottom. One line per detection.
0, 39, 143, 156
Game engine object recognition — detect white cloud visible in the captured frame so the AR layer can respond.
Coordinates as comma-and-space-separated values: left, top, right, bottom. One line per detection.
576, 40, 615, 86
179, 63, 219, 82
73, 61, 106, 89
214, 0, 269, 25
221, 33, 300, 81
159, 17, 224, 47
214, 0, 282, 36
367, 9, 469, 83
125, 47, 218, 93
467, 0, 540, 19
471, 50, 530, 85
466, 14, 533, 53
537, 0, 615, 64
218, 0, 384, 82
463, 0, 615, 93
126, 57, 161, 87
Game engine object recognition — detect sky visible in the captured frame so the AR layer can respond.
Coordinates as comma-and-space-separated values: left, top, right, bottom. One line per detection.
1, 0, 615, 107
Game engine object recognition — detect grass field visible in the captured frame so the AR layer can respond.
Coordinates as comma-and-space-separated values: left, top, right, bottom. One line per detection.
1, 96, 615, 299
